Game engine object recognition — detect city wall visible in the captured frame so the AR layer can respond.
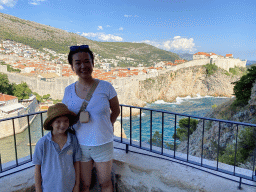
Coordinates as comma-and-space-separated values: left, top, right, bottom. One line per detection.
0, 58, 246, 100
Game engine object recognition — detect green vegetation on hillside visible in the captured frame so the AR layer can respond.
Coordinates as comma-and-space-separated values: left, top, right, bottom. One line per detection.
232, 66, 256, 106
0, 12, 180, 65
0, 73, 31, 99
203, 63, 218, 76
172, 118, 199, 141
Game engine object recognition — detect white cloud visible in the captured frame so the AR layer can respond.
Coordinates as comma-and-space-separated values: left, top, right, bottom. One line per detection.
29, 0, 46, 5
119, 27, 123, 31
106, 25, 111, 27
81, 32, 123, 42
0, 0, 17, 8
142, 36, 196, 53
97, 26, 103, 30
124, 14, 139, 18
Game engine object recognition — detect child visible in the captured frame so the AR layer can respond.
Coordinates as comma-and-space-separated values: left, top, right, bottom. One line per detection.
33, 103, 81, 192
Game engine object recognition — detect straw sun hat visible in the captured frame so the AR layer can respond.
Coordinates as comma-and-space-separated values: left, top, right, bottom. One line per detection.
43, 103, 77, 130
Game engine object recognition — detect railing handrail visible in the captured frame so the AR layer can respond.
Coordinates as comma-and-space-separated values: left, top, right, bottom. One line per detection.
120, 104, 256, 127
0, 105, 255, 189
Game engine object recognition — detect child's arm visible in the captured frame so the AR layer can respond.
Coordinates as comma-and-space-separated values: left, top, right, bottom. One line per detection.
34, 165, 42, 192
73, 161, 80, 192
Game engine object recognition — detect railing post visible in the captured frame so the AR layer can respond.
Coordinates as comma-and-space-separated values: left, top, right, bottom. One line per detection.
187, 117, 190, 162
27, 116, 32, 161
140, 109, 142, 148
12, 119, 18, 166
40, 113, 44, 137
174, 115, 177, 158
126, 144, 129, 153
130, 107, 132, 146
161, 113, 164, 155
121, 105, 123, 143
234, 124, 238, 175
217, 121, 221, 170
0, 154, 2, 172
150, 110, 153, 152
201, 120, 205, 166
238, 177, 242, 189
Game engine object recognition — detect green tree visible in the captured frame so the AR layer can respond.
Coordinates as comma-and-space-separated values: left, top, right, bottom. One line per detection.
219, 127, 256, 166
232, 66, 256, 106
13, 82, 32, 100
238, 127, 256, 163
42, 94, 51, 100
0, 73, 15, 95
32, 92, 43, 103
148, 131, 177, 150
172, 118, 199, 141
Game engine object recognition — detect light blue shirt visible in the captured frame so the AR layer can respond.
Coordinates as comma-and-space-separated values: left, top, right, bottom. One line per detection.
32, 131, 81, 192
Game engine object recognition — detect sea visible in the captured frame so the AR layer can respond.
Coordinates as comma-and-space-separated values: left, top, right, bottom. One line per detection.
118, 95, 232, 145
0, 95, 232, 167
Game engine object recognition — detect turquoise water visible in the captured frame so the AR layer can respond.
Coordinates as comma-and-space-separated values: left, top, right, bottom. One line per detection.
118, 96, 232, 144
0, 96, 231, 166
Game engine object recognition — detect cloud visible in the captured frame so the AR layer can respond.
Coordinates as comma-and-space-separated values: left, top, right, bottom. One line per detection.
124, 14, 139, 18
119, 27, 123, 31
97, 26, 103, 30
142, 36, 196, 53
29, 0, 46, 5
0, 0, 17, 9
106, 25, 111, 27
81, 32, 123, 42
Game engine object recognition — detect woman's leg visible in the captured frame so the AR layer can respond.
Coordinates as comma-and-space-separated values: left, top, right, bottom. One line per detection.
95, 160, 113, 192
80, 160, 94, 192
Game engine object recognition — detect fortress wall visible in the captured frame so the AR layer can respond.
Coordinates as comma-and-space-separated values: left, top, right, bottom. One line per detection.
0, 99, 39, 139
0, 65, 7, 73
0, 57, 247, 100
213, 58, 247, 71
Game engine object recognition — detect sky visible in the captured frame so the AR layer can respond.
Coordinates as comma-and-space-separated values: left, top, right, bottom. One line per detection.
0, 0, 255, 60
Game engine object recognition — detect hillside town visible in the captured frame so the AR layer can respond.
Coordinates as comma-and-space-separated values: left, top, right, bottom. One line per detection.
0, 39, 245, 118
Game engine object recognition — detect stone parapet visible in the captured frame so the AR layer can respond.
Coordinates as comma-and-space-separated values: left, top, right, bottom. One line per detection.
1, 140, 255, 192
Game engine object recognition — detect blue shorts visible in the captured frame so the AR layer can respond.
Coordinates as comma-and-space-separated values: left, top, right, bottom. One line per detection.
80, 142, 113, 162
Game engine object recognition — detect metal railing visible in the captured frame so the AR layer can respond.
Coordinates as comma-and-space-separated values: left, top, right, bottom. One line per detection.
0, 105, 256, 189
115, 104, 256, 189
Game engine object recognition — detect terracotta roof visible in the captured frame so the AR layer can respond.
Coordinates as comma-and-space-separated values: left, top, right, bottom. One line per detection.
194, 52, 210, 57
0, 94, 17, 101
226, 54, 233, 57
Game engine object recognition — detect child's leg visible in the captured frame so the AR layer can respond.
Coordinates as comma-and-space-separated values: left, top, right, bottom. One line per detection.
80, 160, 94, 192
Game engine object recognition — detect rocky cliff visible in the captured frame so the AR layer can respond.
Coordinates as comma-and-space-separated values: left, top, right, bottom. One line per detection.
176, 77, 256, 170
120, 65, 242, 105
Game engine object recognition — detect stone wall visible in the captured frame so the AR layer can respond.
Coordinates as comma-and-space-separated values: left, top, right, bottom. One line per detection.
0, 98, 39, 139
0, 57, 246, 101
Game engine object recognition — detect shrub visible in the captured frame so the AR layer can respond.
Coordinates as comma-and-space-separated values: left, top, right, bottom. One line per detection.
204, 63, 218, 76
172, 118, 199, 141
232, 66, 256, 106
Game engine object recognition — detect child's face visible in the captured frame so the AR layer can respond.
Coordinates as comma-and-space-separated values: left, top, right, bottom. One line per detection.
51, 116, 70, 135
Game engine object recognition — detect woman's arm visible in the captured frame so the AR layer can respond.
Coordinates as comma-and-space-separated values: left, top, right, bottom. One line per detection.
73, 161, 80, 192
34, 165, 42, 192
109, 96, 120, 125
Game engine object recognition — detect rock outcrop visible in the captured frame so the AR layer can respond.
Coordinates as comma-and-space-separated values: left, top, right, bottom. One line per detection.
176, 78, 256, 170
115, 65, 244, 117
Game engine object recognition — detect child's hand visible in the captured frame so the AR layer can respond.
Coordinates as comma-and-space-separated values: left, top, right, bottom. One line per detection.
73, 184, 80, 192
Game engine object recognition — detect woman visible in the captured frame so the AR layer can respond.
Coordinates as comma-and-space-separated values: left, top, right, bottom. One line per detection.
62, 45, 120, 192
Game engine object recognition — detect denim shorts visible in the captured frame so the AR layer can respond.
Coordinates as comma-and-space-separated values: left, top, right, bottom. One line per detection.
80, 141, 114, 162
